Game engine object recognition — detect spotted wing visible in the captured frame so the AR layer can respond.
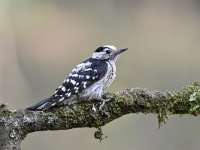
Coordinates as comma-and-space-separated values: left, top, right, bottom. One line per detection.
54, 58, 108, 99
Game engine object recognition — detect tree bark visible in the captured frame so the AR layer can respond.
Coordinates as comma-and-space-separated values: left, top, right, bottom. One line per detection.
0, 82, 200, 150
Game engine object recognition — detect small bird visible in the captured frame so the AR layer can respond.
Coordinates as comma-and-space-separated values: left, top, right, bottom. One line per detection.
27, 45, 127, 111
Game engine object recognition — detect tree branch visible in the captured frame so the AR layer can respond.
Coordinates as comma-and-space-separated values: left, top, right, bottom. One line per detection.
0, 82, 200, 150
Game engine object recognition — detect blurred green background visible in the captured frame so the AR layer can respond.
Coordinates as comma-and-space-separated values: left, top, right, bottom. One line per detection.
0, 0, 200, 149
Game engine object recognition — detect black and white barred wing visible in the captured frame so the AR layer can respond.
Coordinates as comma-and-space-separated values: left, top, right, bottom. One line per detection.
26, 59, 108, 111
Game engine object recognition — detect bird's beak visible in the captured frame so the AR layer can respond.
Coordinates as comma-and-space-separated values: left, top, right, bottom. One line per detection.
114, 48, 128, 56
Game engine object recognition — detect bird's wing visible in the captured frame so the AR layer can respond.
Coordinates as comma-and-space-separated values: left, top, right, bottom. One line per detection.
54, 58, 108, 98
27, 59, 108, 111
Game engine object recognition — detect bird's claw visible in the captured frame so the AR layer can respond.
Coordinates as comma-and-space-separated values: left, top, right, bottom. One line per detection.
98, 99, 105, 111
92, 104, 97, 113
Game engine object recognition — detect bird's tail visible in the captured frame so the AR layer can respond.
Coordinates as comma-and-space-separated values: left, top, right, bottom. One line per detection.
26, 96, 54, 111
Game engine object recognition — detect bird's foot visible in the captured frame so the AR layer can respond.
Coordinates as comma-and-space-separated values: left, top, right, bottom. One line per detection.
98, 94, 114, 111
91, 99, 105, 114
104, 93, 113, 102
92, 94, 114, 113
98, 99, 106, 111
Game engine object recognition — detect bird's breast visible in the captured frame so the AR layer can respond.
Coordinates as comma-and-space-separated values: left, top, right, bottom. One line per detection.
104, 60, 116, 90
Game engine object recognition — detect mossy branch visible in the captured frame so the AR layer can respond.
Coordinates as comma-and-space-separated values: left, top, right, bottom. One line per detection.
0, 82, 200, 150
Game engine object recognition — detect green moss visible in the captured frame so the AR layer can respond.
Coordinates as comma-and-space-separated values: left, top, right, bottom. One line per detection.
156, 81, 200, 126
51, 82, 200, 129
0, 109, 13, 117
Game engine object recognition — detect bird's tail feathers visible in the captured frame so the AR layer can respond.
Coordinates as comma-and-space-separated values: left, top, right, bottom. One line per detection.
26, 96, 54, 111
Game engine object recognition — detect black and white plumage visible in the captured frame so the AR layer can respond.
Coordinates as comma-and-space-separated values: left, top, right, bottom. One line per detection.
27, 45, 128, 111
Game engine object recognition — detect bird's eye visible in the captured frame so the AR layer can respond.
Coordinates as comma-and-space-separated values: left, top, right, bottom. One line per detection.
106, 49, 112, 54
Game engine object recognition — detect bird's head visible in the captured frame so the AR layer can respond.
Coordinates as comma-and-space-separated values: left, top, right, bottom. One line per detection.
92, 45, 128, 61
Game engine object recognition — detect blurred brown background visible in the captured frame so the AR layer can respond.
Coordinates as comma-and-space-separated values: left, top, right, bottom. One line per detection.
0, 0, 200, 149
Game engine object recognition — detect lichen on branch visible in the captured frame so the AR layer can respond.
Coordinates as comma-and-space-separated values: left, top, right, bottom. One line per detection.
0, 81, 200, 150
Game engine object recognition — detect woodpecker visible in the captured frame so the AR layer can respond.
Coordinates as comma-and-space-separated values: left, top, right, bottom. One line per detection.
26, 45, 128, 111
